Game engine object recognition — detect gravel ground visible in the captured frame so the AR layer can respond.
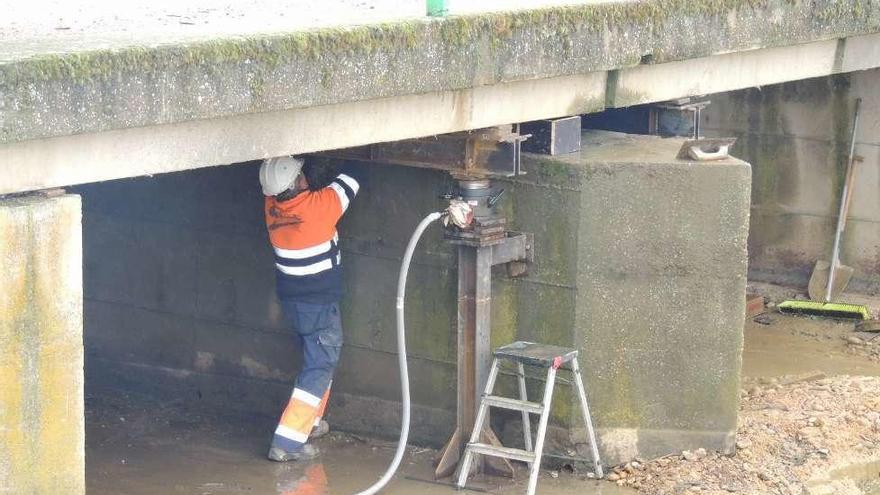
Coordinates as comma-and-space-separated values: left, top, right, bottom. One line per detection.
613, 283, 880, 494
605, 374, 880, 495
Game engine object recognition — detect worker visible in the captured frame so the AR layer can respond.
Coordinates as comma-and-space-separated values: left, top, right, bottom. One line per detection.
259, 155, 359, 462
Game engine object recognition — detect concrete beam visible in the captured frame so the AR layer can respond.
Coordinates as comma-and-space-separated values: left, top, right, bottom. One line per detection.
0, 72, 605, 194
0, 193, 84, 495
608, 33, 880, 107
841, 33, 880, 73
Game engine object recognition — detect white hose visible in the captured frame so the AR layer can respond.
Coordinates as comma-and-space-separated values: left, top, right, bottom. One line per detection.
354, 211, 444, 495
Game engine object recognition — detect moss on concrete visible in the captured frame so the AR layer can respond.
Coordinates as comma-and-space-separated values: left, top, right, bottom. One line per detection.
3, 0, 874, 86
491, 278, 519, 351
518, 155, 580, 189
438, 0, 774, 49
816, 0, 869, 22
2, 20, 427, 85
769, 75, 855, 220
4, 0, 879, 144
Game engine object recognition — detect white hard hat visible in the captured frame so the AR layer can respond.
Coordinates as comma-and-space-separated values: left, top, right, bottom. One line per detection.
259, 156, 304, 196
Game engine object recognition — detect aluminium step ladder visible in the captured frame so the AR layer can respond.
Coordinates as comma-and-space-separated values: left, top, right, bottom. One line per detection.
454, 341, 603, 495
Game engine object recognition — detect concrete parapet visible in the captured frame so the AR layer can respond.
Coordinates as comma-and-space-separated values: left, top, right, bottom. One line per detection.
0, 194, 84, 494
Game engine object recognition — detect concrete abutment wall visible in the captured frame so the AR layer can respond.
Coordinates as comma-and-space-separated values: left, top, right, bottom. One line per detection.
0, 194, 84, 494
76, 131, 749, 466
704, 68, 880, 293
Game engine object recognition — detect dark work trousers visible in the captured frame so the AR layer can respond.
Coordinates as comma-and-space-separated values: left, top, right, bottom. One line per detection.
271, 301, 343, 452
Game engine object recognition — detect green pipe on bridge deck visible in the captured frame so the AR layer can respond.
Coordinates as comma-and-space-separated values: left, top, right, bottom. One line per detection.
427, 0, 447, 17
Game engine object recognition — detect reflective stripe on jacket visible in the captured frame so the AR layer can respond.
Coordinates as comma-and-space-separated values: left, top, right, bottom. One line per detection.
265, 174, 359, 302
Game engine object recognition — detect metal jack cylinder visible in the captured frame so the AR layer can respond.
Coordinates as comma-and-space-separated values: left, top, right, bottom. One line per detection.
458, 179, 494, 218
445, 179, 507, 247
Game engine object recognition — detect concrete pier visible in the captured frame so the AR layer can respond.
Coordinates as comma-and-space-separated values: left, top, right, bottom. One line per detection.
554, 132, 750, 461
0, 194, 84, 494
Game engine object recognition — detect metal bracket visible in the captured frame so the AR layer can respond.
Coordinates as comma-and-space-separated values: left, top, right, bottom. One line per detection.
490, 231, 533, 277
445, 217, 508, 247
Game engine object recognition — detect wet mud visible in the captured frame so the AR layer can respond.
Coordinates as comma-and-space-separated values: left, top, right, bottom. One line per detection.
87, 312, 880, 494
85, 391, 630, 495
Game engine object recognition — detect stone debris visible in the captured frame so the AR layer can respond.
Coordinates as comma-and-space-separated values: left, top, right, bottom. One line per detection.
844, 333, 880, 362
605, 375, 880, 494
735, 438, 752, 450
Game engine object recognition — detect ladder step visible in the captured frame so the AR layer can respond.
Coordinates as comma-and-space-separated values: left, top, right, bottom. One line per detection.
467, 442, 537, 463
482, 395, 544, 414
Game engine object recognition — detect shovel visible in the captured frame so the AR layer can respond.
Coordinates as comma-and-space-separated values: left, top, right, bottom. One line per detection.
807, 98, 861, 302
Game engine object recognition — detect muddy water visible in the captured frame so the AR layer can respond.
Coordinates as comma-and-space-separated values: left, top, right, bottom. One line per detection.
807, 460, 880, 495
742, 315, 880, 494
742, 315, 880, 379
87, 314, 879, 495
832, 461, 880, 495
85, 392, 632, 495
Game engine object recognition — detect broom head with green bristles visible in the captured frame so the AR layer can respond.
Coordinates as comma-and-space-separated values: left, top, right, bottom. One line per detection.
778, 300, 870, 320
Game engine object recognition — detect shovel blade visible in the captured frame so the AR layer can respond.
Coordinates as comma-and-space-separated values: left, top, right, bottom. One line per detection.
808, 259, 854, 302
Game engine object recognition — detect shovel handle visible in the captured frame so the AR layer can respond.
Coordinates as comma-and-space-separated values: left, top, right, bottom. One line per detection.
825, 98, 861, 302
841, 158, 859, 231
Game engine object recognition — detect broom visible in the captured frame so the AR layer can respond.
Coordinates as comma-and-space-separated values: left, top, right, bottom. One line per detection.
777, 300, 869, 320
778, 99, 869, 320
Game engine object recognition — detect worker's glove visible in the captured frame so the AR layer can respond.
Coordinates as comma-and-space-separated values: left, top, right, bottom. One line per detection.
444, 199, 474, 229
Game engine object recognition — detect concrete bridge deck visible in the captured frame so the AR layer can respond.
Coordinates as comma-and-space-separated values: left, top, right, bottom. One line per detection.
2, 0, 880, 193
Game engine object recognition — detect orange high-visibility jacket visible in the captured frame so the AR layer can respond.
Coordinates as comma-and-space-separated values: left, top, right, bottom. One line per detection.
264, 174, 359, 302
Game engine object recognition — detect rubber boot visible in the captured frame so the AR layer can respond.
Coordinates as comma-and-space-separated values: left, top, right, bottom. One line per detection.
268, 444, 320, 462
310, 420, 330, 439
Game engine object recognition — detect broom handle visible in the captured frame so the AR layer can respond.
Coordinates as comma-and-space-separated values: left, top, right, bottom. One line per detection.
825, 98, 861, 303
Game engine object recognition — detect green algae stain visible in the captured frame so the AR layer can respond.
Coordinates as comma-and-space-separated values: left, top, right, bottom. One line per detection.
815, 0, 868, 22
438, 0, 774, 48
8, 0, 870, 87
0, 209, 32, 495
404, 265, 457, 363
0, 197, 84, 493
4, 19, 429, 85
33, 201, 84, 492
491, 278, 519, 351
829, 74, 853, 216
247, 72, 267, 99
